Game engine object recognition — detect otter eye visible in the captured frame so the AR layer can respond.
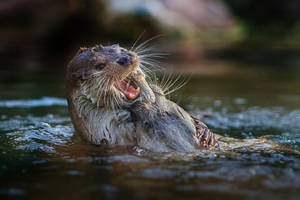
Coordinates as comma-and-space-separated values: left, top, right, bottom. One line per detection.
95, 63, 106, 70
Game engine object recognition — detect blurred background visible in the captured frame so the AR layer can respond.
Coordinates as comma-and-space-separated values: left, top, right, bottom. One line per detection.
1, 1, 300, 200
1, 0, 300, 71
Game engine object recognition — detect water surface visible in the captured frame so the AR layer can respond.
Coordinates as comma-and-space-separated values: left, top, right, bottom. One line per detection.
0, 63, 300, 200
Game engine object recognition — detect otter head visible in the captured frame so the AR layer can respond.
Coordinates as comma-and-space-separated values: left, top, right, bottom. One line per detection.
66, 44, 156, 110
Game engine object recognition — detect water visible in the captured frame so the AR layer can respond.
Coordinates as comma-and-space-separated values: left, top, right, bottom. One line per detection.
0, 64, 300, 200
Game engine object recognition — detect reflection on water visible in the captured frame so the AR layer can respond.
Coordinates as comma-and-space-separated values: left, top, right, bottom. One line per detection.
0, 64, 300, 200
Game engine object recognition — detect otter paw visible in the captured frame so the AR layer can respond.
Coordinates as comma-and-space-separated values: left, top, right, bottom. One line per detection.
194, 127, 219, 149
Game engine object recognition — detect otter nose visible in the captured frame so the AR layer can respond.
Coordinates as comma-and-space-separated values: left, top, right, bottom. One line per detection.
117, 56, 132, 66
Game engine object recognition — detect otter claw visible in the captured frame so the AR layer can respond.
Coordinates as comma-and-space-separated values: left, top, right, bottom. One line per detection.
192, 115, 219, 149
191, 115, 219, 148
194, 127, 219, 148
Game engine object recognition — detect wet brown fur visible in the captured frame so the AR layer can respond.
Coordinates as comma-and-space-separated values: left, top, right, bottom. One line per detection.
66, 44, 219, 152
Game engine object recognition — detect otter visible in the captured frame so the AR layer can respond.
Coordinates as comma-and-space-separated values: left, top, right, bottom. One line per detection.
66, 44, 219, 152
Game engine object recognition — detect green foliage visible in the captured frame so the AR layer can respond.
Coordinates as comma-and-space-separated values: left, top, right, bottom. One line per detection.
223, 0, 300, 43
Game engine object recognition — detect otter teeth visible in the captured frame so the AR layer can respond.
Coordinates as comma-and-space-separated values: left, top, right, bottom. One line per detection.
136, 87, 140, 93
126, 81, 130, 89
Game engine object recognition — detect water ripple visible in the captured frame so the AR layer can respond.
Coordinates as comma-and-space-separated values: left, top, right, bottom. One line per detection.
201, 107, 300, 133
0, 97, 67, 108
0, 114, 73, 153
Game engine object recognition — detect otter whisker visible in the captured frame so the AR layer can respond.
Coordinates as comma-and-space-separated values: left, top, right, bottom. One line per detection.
136, 43, 168, 76
163, 74, 182, 93
135, 46, 155, 54
134, 34, 163, 52
140, 54, 166, 61
139, 63, 155, 74
97, 80, 108, 107
148, 72, 159, 87
114, 93, 122, 110
139, 52, 164, 61
161, 73, 174, 93
139, 55, 165, 61
96, 84, 102, 107
134, 40, 153, 53
130, 31, 146, 51
103, 79, 111, 108
164, 75, 190, 96
159, 73, 167, 90
136, 48, 168, 63
110, 93, 117, 111
140, 58, 163, 70
139, 52, 168, 58
140, 60, 162, 72
159, 72, 171, 92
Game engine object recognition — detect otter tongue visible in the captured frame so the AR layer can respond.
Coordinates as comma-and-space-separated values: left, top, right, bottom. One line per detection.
117, 81, 139, 100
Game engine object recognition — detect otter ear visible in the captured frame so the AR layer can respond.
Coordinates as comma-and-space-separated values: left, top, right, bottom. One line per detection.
76, 47, 87, 55
94, 45, 104, 52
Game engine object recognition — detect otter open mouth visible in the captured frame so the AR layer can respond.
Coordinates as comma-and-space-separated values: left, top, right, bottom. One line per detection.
114, 77, 140, 100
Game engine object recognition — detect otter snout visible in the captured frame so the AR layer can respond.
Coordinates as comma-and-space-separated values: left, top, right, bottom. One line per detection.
117, 55, 133, 67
